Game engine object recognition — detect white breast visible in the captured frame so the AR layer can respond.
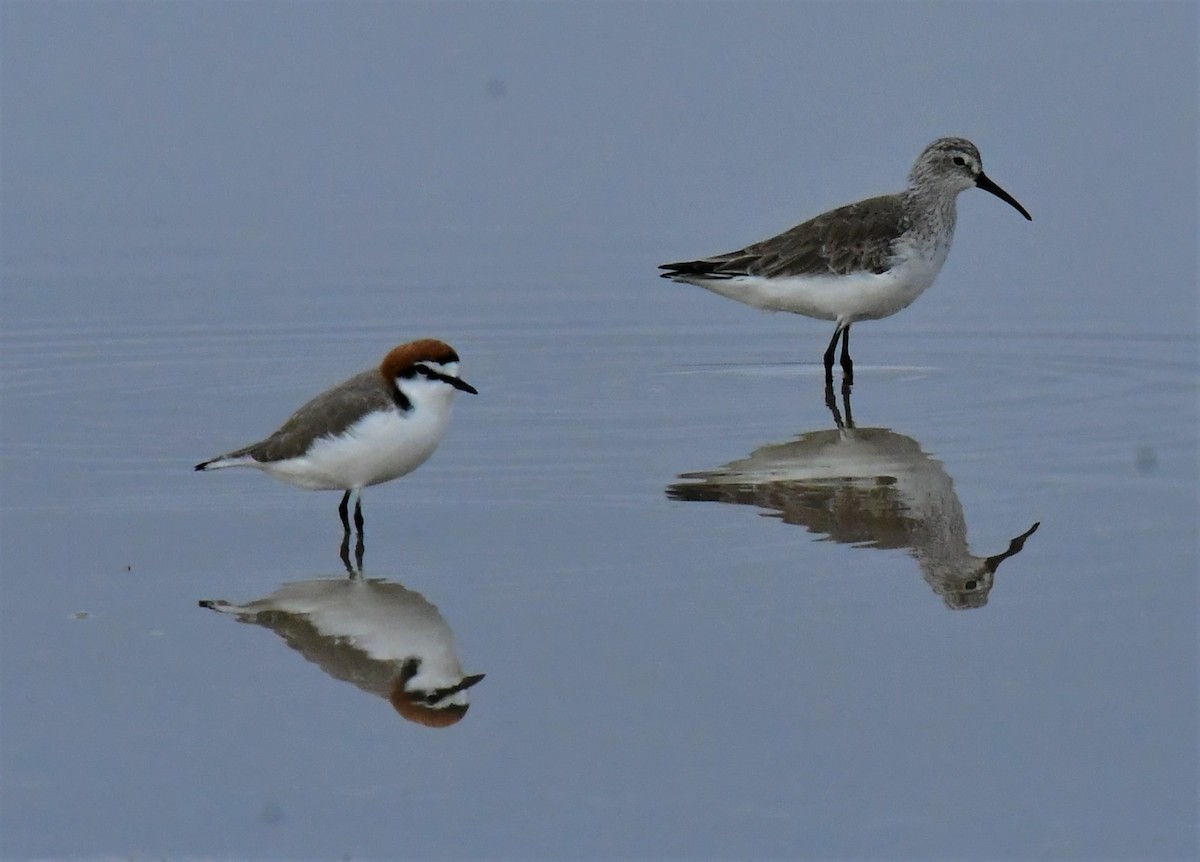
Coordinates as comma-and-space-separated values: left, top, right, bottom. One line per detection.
264, 398, 453, 491
695, 236, 952, 324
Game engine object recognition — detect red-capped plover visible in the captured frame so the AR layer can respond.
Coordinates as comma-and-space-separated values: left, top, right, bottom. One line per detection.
200, 577, 485, 727
660, 137, 1031, 383
195, 339, 477, 534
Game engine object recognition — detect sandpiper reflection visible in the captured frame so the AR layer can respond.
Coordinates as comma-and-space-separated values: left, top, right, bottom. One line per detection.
667, 385, 1039, 609
200, 574, 484, 726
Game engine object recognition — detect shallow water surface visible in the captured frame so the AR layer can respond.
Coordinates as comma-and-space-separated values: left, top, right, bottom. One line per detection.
2, 276, 1195, 858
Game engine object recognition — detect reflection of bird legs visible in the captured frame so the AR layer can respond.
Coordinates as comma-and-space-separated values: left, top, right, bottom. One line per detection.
337, 489, 365, 577
339, 526, 365, 578
824, 376, 855, 430
985, 521, 1041, 573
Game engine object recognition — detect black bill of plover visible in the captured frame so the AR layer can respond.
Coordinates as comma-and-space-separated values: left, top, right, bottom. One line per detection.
659, 137, 1031, 382
195, 339, 477, 535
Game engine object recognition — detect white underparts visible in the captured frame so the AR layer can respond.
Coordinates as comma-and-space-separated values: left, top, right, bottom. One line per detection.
246, 376, 457, 492
688, 240, 951, 325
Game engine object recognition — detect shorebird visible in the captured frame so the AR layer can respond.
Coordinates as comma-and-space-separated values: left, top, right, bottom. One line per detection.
659, 137, 1031, 382
195, 339, 476, 534
667, 387, 1039, 610
201, 577, 485, 727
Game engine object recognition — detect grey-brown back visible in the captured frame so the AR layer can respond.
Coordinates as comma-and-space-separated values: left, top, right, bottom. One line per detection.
661, 193, 910, 280
221, 369, 396, 464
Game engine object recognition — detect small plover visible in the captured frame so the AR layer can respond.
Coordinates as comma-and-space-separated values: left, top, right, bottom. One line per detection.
660, 137, 1031, 381
195, 339, 477, 533
200, 577, 485, 727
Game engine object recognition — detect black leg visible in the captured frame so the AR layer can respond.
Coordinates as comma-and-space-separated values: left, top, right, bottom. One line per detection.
353, 498, 364, 534
839, 324, 853, 383
823, 325, 842, 381
339, 530, 353, 574
339, 530, 365, 577
825, 368, 856, 430
338, 490, 351, 534
824, 377, 845, 428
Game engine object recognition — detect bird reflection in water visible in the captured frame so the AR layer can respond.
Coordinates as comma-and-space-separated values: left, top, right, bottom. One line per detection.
667, 382, 1039, 609
200, 564, 484, 726
340, 528, 364, 576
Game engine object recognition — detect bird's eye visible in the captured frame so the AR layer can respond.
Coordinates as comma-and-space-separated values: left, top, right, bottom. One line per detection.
424, 693, 440, 705
413, 364, 432, 376
952, 156, 967, 167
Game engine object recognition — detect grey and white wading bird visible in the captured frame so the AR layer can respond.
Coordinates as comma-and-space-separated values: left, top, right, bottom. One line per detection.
666, 387, 1040, 610
660, 137, 1032, 383
195, 339, 477, 535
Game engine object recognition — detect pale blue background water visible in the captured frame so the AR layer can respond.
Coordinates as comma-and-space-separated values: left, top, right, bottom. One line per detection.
2, 2, 1196, 859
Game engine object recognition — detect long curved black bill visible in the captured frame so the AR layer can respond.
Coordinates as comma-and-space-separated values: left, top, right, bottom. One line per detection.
984, 521, 1041, 573
976, 171, 1032, 221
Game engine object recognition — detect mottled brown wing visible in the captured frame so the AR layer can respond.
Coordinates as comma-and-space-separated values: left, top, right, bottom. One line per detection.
224, 370, 395, 463
661, 194, 909, 279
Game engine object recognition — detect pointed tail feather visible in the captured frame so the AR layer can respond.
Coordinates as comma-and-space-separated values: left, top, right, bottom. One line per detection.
660, 259, 712, 276
199, 599, 246, 614
195, 452, 257, 471
659, 258, 738, 281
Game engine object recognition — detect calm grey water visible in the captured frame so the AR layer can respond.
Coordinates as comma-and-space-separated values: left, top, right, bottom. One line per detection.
2, 3, 1196, 860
